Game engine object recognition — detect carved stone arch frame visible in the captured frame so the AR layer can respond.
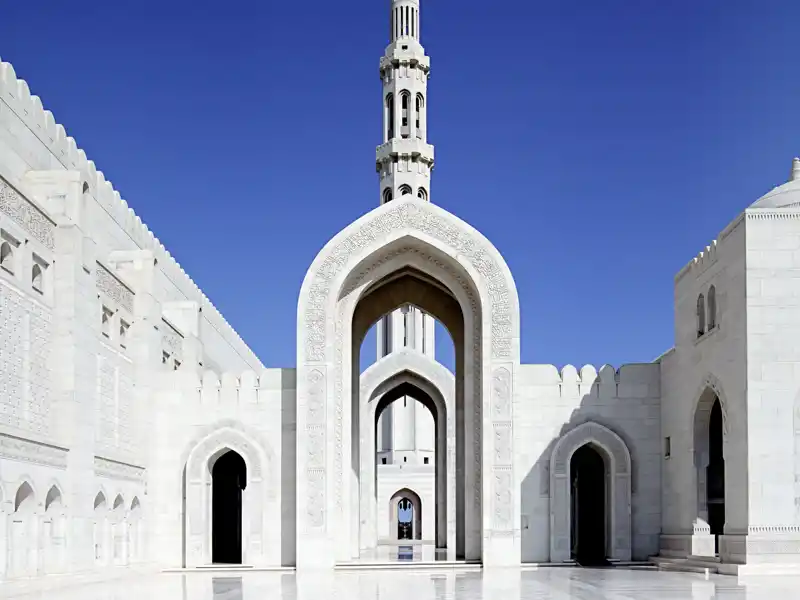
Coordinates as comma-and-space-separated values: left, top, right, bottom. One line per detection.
359, 351, 456, 554
296, 197, 520, 568
183, 424, 272, 567
549, 421, 632, 562
389, 487, 423, 541
690, 373, 732, 536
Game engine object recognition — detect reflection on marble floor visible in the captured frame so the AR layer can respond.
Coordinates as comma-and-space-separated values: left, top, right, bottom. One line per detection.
4, 568, 800, 599
350, 543, 454, 562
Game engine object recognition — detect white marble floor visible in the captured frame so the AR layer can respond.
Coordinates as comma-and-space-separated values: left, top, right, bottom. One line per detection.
3, 568, 800, 599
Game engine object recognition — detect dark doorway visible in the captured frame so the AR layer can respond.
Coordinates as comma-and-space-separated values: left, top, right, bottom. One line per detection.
397, 498, 413, 540
211, 450, 246, 564
707, 399, 725, 553
570, 444, 607, 565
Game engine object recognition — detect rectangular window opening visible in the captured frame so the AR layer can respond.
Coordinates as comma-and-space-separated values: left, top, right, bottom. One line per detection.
665, 436, 671, 459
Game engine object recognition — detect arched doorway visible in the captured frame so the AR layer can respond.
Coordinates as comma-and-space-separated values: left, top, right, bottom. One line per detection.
693, 386, 727, 556
211, 450, 247, 564
570, 444, 607, 564
181, 422, 274, 568
550, 421, 632, 563
390, 488, 422, 541
296, 197, 521, 568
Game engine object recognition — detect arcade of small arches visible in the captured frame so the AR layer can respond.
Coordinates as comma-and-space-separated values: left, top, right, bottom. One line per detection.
0, 479, 143, 579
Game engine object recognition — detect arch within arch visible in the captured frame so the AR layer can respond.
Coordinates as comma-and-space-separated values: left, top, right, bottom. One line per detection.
549, 421, 632, 562
183, 425, 270, 567
359, 350, 455, 554
296, 196, 520, 568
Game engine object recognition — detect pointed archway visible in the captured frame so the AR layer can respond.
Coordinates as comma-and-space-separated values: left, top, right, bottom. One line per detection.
181, 422, 274, 567
550, 421, 632, 563
296, 197, 521, 568
359, 350, 455, 556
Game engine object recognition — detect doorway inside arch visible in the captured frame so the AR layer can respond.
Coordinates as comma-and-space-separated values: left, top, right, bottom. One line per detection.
211, 450, 246, 564
398, 498, 413, 540
707, 398, 725, 553
570, 444, 608, 565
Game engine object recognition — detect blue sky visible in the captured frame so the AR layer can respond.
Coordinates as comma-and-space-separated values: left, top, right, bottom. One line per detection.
2, 1, 799, 370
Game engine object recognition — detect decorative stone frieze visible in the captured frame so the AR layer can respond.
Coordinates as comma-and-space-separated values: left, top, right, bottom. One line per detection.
0, 176, 55, 250
96, 262, 134, 313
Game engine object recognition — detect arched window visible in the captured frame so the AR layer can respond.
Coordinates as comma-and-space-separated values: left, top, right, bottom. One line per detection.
697, 294, 706, 338
0, 241, 13, 274
386, 94, 395, 140
415, 93, 424, 138
399, 184, 412, 196
382, 188, 393, 204
400, 91, 410, 138
707, 285, 717, 330
32, 263, 43, 293
417, 187, 428, 201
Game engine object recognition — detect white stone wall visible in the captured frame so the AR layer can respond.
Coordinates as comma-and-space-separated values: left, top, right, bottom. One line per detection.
659, 217, 748, 561
0, 58, 265, 578
148, 368, 295, 568
514, 363, 662, 562
742, 209, 800, 563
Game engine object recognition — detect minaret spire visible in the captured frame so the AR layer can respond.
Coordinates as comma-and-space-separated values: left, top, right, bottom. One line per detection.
376, 0, 435, 205
375, 0, 436, 470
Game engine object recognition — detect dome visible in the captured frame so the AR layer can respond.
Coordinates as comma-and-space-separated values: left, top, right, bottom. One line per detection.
750, 158, 800, 209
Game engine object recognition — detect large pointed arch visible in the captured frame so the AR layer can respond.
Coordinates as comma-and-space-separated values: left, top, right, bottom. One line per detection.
296, 196, 520, 568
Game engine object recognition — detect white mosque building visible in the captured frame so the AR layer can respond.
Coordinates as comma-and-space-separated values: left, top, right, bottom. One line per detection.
1, 0, 800, 581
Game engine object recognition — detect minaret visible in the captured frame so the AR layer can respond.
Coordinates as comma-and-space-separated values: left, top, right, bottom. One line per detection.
376, 0, 436, 468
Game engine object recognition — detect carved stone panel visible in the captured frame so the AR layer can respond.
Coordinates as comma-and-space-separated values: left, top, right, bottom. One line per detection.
0, 177, 55, 250
95, 262, 134, 313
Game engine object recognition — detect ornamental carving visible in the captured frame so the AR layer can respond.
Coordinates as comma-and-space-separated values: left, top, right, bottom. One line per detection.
305, 201, 512, 361
491, 368, 511, 420
0, 432, 67, 469
0, 177, 55, 250
94, 456, 145, 482
187, 428, 264, 481
162, 320, 183, 357
0, 281, 53, 437
305, 369, 326, 528
96, 262, 134, 313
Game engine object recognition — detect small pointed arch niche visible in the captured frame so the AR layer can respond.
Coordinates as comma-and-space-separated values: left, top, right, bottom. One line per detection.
707, 285, 717, 330
45, 484, 63, 512
14, 481, 36, 513
94, 491, 108, 511
696, 294, 706, 338
0, 240, 14, 273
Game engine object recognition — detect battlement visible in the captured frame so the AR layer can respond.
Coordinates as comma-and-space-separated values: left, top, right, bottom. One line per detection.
183, 368, 297, 404
0, 58, 260, 368
675, 239, 718, 282
519, 363, 660, 398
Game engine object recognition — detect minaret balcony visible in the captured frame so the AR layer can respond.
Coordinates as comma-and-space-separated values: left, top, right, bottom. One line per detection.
376, 138, 434, 163
379, 47, 430, 73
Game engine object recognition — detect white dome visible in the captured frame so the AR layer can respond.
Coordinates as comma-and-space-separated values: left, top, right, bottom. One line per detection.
750, 158, 800, 209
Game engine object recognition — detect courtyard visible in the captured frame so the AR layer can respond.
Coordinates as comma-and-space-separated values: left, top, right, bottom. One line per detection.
2, 568, 800, 600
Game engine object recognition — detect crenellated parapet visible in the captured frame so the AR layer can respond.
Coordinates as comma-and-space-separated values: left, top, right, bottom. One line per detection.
520, 363, 660, 399
178, 368, 297, 405
0, 58, 259, 368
